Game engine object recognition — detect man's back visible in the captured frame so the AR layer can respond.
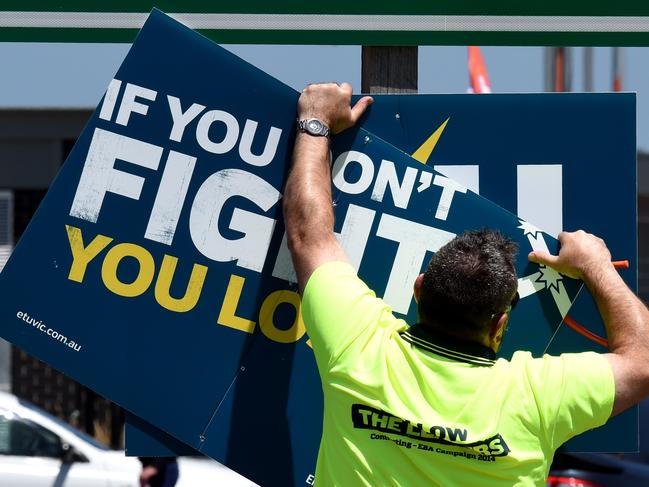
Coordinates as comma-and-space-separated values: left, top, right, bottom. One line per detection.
302, 262, 613, 487
283, 82, 649, 485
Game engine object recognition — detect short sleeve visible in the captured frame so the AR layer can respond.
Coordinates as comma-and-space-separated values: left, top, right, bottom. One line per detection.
301, 261, 396, 371
525, 352, 615, 449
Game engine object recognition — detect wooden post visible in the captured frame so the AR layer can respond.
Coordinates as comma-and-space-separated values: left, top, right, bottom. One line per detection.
361, 46, 418, 94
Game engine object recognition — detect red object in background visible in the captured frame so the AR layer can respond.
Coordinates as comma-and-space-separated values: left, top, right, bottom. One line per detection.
468, 46, 492, 93
613, 47, 623, 92
547, 476, 603, 486
613, 77, 623, 92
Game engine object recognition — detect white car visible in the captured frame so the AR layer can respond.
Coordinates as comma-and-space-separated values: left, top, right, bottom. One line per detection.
0, 391, 257, 486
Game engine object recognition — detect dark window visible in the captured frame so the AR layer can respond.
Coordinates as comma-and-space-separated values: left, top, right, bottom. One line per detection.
0, 410, 62, 458
62, 138, 77, 163
12, 189, 47, 241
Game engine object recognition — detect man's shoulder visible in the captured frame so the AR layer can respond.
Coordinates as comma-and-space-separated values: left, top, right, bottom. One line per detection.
494, 350, 533, 367
303, 261, 363, 299
301, 260, 399, 369
498, 350, 610, 387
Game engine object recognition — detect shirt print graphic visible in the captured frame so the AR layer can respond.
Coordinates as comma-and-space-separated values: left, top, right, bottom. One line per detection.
351, 404, 510, 462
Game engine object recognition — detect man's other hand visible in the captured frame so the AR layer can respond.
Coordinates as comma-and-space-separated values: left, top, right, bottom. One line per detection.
139, 466, 158, 487
528, 230, 612, 280
298, 83, 373, 134
530, 229, 649, 417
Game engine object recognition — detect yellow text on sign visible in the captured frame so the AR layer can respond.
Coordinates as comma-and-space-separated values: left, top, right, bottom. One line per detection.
218, 274, 306, 343
67, 224, 208, 312
65, 224, 308, 345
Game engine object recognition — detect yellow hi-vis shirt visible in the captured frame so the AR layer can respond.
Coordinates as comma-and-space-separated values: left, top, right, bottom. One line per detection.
301, 262, 615, 487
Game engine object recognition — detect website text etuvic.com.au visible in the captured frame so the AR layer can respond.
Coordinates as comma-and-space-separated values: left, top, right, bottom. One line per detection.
16, 311, 82, 352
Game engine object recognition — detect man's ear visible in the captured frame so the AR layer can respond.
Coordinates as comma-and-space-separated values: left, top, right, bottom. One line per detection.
489, 312, 509, 341
414, 274, 424, 303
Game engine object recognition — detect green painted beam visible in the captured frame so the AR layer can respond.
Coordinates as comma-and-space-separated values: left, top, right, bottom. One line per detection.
0, 27, 648, 46
1, 4, 649, 44
2, 1, 649, 16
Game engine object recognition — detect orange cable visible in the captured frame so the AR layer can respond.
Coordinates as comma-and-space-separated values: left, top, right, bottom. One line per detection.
613, 260, 629, 269
558, 259, 629, 349
563, 315, 609, 349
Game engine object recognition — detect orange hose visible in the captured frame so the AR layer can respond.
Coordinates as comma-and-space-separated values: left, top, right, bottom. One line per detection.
613, 260, 629, 269
550, 259, 628, 350
563, 315, 609, 349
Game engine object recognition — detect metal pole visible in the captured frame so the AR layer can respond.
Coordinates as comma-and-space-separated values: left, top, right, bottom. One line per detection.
563, 47, 572, 92
613, 47, 623, 91
555, 48, 564, 92
584, 47, 593, 92
544, 47, 554, 92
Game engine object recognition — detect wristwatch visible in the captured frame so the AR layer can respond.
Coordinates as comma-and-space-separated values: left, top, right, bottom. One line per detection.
297, 118, 331, 138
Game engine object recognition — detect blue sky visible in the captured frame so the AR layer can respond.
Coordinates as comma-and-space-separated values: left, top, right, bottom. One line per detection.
0, 44, 646, 151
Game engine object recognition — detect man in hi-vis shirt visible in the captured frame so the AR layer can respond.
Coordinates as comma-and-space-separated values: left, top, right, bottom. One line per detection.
283, 82, 649, 486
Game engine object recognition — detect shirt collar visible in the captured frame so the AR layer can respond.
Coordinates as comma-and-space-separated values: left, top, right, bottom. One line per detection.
400, 323, 496, 367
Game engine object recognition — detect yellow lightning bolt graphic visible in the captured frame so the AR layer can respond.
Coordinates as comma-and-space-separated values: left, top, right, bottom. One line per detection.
411, 117, 450, 164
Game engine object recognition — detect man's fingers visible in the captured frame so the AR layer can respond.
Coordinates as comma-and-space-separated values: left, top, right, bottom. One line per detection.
340, 82, 353, 94
528, 250, 559, 268
350, 96, 374, 124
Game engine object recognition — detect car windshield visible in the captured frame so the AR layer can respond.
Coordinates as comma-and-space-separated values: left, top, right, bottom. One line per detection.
17, 398, 112, 451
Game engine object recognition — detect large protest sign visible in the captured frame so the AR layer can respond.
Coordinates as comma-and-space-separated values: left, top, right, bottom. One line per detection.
0, 9, 636, 487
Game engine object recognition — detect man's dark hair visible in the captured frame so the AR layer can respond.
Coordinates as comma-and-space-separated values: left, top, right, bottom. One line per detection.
418, 229, 518, 341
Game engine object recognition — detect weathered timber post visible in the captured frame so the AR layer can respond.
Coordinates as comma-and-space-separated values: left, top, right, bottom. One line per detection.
361, 46, 418, 94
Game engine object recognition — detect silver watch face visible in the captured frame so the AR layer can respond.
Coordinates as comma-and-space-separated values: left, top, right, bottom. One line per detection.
306, 119, 325, 135
300, 118, 329, 137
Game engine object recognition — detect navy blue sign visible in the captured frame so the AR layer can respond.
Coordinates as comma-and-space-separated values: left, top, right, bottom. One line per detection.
0, 10, 636, 487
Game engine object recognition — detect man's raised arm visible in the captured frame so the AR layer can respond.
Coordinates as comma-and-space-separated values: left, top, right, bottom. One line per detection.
283, 83, 372, 293
529, 230, 649, 416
